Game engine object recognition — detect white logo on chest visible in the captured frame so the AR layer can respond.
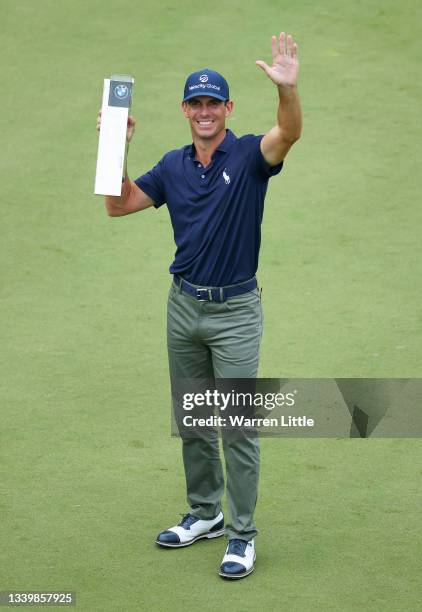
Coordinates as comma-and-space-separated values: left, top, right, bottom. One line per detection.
222, 169, 231, 185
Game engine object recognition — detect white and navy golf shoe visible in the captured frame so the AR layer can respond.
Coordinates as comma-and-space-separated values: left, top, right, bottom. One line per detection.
156, 511, 225, 548
219, 538, 256, 579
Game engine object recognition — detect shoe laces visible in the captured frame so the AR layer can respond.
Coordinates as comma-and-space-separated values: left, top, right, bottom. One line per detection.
178, 513, 199, 529
228, 538, 247, 557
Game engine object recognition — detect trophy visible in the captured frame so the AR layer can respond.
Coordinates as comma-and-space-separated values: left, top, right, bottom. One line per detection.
94, 74, 134, 196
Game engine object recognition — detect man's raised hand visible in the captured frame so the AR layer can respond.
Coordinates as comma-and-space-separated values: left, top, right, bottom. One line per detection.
256, 32, 299, 88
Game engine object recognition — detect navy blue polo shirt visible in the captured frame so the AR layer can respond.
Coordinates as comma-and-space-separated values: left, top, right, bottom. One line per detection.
134, 129, 282, 286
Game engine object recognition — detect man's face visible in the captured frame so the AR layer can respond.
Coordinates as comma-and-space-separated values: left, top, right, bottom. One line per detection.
182, 96, 233, 140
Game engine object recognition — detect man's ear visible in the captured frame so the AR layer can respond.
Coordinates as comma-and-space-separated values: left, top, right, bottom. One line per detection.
225, 100, 234, 117
181, 101, 189, 117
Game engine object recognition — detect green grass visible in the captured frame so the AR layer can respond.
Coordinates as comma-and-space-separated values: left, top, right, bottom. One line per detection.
1, 0, 421, 610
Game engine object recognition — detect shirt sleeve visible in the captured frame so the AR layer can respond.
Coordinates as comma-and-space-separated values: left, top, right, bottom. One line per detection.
247, 135, 283, 178
134, 156, 166, 208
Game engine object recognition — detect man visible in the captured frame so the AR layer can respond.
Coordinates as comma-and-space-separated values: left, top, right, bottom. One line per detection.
97, 32, 301, 579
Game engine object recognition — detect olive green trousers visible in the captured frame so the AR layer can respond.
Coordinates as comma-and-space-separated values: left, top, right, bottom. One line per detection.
167, 279, 263, 541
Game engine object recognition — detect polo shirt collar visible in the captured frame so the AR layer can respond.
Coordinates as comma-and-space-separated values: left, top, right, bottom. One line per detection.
216, 128, 236, 152
188, 129, 236, 159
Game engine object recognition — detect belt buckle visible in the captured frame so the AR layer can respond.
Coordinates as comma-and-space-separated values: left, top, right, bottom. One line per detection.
196, 288, 211, 302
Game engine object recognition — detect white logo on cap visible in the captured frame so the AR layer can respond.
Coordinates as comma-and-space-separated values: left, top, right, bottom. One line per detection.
199, 74, 209, 83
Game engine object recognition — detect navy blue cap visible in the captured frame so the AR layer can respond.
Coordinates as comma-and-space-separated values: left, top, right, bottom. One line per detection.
183, 68, 229, 102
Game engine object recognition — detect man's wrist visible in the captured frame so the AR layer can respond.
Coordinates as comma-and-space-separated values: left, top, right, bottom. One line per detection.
277, 83, 298, 94
122, 141, 130, 181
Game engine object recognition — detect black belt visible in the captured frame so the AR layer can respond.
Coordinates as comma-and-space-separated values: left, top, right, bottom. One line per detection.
173, 275, 257, 302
